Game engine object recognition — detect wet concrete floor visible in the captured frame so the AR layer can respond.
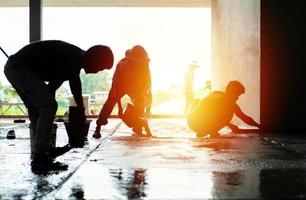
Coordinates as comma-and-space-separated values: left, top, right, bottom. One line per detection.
1, 118, 306, 199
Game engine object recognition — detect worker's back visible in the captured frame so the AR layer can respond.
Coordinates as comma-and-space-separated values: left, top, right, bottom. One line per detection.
187, 91, 236, 135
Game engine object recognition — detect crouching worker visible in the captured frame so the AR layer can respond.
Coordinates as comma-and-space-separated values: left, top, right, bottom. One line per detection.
187, 81, 260, 138
4, 40, 114, 173
93, 45, 152, 138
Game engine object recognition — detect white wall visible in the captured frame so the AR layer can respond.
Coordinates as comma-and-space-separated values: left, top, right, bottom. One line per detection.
212, 0, 260, 123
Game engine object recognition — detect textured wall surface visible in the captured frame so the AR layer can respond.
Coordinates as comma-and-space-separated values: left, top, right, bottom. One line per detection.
211, 0, 260, 123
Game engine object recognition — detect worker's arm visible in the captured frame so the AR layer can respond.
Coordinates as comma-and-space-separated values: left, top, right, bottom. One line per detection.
69, 76, 83, 108
96, 66, 124, 126
48, 81, 64, 96
69, 76, 86, 122
234, 104, 260, 127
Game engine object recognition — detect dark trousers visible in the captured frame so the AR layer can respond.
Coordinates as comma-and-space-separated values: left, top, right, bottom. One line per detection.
4, 59, 57, 161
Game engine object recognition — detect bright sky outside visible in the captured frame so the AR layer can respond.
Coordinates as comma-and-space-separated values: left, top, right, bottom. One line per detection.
0, 7, 211, 92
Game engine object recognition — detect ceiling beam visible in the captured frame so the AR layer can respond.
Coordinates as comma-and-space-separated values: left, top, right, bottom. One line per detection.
0, 0, 211, 7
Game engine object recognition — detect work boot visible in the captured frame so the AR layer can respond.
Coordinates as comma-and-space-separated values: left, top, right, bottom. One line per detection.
31, 158, 68, 174
48, 144, 71, 159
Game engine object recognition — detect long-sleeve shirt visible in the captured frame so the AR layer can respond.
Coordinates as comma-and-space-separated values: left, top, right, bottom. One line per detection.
98, 58, 152, 121
8, 40, 85, 107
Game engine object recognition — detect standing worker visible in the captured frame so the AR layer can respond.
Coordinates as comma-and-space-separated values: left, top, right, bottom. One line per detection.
184, 61, 199, 114
4, 40, 114, 173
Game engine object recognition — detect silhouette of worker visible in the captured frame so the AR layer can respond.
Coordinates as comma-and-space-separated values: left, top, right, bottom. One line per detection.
3, 40, 114, 173
93, 45, 152, 138
184, 61, 199, 114
187, 81, 260, 137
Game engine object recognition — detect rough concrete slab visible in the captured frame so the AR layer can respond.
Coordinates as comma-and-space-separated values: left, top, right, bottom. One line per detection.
1, 119, 306, 199
0, 119, 121, 199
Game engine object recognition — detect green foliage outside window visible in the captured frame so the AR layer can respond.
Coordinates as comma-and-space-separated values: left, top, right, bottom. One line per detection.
0, 71, 111, 115
80, 71, 111, 94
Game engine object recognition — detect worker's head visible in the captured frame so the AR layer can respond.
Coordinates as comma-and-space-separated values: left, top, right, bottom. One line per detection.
83, 45, 114, 73
126, 45, 150, 65
188, 61, 200, 70
225, 80, 245, 102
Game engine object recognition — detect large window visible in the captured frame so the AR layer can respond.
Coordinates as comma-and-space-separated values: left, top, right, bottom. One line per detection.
0, 5, 29, 115
0, 6, 211, 116
43, 7, 211, 116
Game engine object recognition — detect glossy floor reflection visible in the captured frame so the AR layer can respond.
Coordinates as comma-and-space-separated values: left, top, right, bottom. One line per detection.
1, 119, 306, 199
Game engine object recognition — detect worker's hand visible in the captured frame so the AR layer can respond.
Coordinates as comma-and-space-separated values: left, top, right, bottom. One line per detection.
255, 124, 262, 132
93, 125, 102, 139
69, 106, 86, 122
93, 118, 108, 139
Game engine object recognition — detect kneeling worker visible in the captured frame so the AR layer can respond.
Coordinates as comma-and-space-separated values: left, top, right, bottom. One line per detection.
187, 80, 260, 137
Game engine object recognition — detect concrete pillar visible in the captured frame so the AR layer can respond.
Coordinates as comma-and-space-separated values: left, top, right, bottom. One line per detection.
260, 0, 306, 133
211, 0, 260, 124
29, 0, 42, 42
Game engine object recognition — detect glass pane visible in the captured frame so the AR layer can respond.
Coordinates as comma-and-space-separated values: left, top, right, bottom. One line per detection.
0, 5, 29, 116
